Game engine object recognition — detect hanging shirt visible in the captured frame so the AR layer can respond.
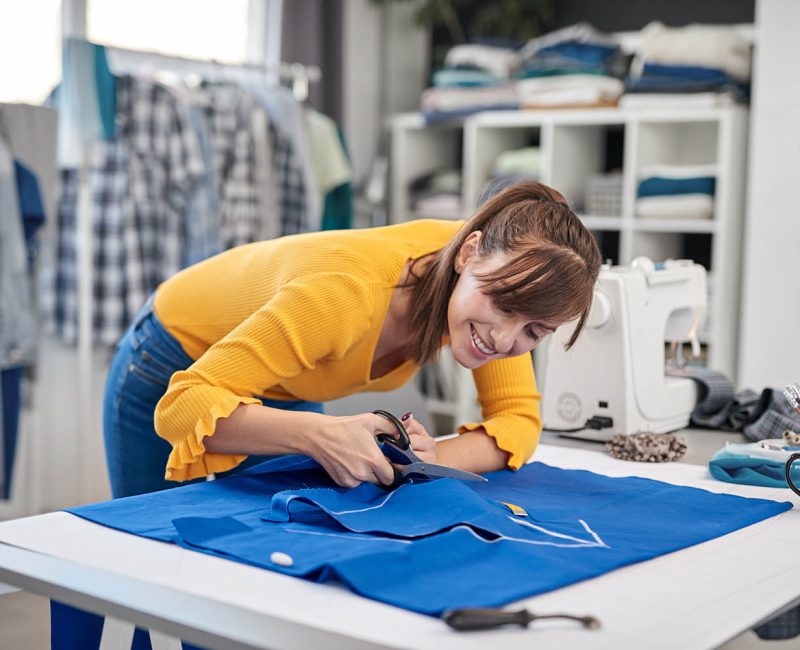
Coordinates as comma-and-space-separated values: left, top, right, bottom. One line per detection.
153, 220, 541, 481
191, 83, 267, 249
45, 76, 205, 346
304, 109, 352, 201
251, 85, 319, 231
0, 135, 36, 368
13, 161, 46, 270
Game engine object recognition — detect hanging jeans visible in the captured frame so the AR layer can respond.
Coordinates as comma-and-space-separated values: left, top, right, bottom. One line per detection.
103, 292, 324, 499
55, 294, 324, 650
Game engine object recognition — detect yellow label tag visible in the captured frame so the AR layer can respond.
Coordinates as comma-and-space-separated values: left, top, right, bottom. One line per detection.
500, 501, 528, 517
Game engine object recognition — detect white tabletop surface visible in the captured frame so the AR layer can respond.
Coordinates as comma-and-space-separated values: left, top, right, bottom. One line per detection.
0, 443, 799, 650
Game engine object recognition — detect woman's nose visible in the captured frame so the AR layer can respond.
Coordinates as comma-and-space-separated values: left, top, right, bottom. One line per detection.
491, 327, 516, 354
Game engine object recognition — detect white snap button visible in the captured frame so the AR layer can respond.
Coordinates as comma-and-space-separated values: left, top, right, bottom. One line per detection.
270, 551, 294, 567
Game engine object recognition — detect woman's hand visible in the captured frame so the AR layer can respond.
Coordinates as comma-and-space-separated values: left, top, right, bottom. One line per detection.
401, 413, 438, 464
308, 412, 398, 488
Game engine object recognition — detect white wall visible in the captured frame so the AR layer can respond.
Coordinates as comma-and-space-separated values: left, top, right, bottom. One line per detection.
738, 0, 800, 389
342, 0, 428, 183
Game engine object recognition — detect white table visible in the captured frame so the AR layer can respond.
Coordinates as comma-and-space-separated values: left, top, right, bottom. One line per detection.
1, 444, 799, 650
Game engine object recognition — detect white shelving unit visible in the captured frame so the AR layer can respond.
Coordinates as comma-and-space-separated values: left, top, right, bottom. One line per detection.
390, 106, 749, 425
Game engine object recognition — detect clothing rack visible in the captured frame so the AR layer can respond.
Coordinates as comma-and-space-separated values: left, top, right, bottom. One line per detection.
61, 0, 306, 506
105, 44, 322, 102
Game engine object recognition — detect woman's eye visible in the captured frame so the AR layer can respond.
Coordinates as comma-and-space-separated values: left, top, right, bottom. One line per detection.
525, 326, 539, 341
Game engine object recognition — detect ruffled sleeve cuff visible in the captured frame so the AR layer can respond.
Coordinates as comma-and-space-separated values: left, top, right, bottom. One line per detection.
164, 395, 262, 482
457, 418, 539, 470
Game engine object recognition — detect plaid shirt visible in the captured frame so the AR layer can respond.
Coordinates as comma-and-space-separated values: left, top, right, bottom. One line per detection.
44, 76, 204, 345
270, 120, 308, 235
44, 140, 129, 346
196, 83, 265, 249
44, 76, 311, 345
197, 82, 309, 244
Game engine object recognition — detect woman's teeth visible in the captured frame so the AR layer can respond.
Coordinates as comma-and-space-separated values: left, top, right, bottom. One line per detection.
471, 325, 495, 355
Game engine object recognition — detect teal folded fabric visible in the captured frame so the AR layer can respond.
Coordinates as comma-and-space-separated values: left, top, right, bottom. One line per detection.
637, 176, 716, 198
709, 447, 800, 488
432, 68, 505, 88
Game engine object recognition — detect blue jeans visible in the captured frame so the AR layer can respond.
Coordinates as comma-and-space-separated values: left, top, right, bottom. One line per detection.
103, 294, 323, 499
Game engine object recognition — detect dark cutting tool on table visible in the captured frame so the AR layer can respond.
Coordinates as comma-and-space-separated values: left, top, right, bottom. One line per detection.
442, 607, 601, 631
372, 409, 487, 489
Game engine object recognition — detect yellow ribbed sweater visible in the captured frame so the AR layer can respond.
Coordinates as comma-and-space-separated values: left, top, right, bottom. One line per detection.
153, 219, 542, 481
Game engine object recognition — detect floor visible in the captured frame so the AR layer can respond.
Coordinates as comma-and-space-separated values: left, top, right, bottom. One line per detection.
0, 590, 797, 649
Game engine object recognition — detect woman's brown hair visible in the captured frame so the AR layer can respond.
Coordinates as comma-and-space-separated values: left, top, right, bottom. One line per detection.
406, 180, 602, 365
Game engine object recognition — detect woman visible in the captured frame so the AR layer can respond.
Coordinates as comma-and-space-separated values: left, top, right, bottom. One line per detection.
103, 180, 602, 498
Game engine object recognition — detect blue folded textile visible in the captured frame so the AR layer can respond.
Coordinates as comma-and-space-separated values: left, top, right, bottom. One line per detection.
637, 176, 716, 198
641, 63, 733, 84
709, 447, 800, 488
537, 42, 619, 65
68, 455, 791, 616
432, 68, 506, 88
422, 104, 519, 124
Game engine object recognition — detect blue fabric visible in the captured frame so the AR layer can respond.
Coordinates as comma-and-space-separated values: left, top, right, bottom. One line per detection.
13, 161, 45, 269
103, 295, 323, 500
641, 63, 732, 84
625, 68, 750, 101
432, 68, 506, 88
321, 128, 352, 231
1, 366, 22, 499
537, 42, 619, 65
67, 455, 791, 616
93, 43, 116, 139
637, 176, 716, 198
709, 447, 800, 488
423, 104, 518, 124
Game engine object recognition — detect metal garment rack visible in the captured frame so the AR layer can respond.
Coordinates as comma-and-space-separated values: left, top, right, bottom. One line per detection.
60, 0, 304, 506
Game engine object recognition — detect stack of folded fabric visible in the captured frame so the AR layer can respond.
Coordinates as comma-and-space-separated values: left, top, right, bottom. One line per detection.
421, 44, 520, 123
622, 22, 751, 108
408, 169, 462, 219
515, 23, 627, 109
492, 146, 541, 181
635, 164, 716, 220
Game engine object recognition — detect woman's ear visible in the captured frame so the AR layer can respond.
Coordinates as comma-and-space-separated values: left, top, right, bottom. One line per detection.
455, 231, 482, 273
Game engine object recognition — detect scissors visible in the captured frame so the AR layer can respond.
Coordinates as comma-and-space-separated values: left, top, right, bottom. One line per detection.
372, 409, 487, 489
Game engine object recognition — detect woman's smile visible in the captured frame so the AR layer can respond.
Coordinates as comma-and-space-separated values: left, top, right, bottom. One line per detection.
470, 323, 496, 357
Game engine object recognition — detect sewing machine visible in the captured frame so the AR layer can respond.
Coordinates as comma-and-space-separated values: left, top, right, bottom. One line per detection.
542, 257, 706, 441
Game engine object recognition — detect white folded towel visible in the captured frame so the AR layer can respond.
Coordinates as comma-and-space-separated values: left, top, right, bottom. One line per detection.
635, 194, 714, 220
638, 164, 718, 180
445, 44, 521, 79
633, 21, 751, 81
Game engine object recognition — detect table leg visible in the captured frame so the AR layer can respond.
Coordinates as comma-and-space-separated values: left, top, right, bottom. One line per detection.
149, 629, 183, 650
99, 616, 134, 650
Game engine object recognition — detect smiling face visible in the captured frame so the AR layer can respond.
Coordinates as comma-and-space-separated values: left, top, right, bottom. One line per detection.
447, 232, 558, 369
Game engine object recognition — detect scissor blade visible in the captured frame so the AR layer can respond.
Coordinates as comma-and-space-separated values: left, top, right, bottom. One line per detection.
400, 463, 487, 482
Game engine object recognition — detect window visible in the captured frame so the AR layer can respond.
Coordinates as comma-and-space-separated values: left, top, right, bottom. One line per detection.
0, 0, 61, 103
87, 0, 251, 63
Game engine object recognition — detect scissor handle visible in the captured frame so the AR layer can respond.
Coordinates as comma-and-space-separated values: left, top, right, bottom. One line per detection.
787, 453, 800, 497
372, 409, 410, 450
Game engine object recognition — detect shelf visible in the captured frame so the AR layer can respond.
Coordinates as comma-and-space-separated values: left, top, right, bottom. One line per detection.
633, 219, 717, 234
392, 104, 749, 402
458, 105, 744, 128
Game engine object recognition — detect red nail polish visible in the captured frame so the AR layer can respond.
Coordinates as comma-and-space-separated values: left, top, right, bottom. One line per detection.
401, 412, 412, 421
